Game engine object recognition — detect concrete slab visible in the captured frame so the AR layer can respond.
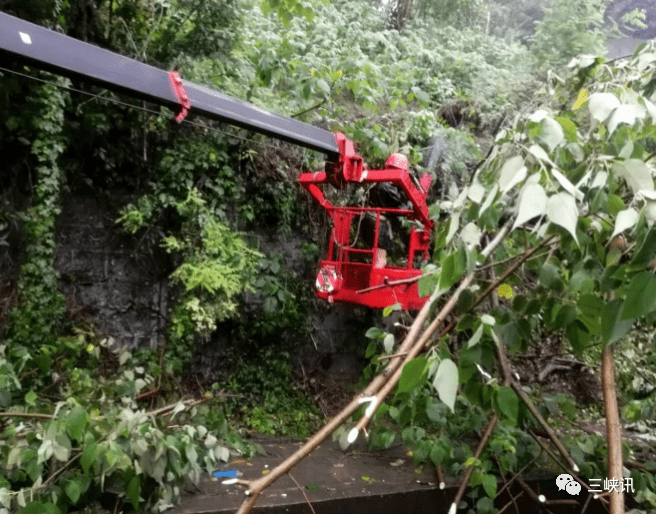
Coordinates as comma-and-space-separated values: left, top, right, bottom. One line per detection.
167, 437, 443, 514
165, 437, 610, 514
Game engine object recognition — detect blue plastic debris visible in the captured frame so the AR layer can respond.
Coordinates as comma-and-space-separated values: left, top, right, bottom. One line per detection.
212, 470, 238, 478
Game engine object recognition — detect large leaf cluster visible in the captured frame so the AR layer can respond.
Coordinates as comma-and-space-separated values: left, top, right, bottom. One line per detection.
362, 43, 656, 510
0, 337, 248, 514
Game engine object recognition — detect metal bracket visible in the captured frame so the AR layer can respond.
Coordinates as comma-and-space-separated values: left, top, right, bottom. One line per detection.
168, 71, 191, 123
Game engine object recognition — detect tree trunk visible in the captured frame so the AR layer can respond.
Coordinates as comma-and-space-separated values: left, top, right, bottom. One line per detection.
389, 0, 413, 31
601, 344, 624, 514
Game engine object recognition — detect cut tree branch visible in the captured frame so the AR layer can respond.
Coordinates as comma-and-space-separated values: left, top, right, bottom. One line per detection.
448, 415, 498, 514
529, 430, 609, 506
232, 220, 515, 513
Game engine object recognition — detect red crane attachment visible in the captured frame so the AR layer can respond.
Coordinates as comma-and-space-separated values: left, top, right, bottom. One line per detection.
299, 133, 433, 310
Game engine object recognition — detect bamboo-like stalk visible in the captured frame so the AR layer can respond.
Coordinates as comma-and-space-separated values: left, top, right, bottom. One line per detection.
602, 344, 625, 514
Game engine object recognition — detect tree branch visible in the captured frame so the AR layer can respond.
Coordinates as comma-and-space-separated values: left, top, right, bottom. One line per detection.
448, 416, 498, 514
287, 472, 317, 514
529, 430, 609, 506
291, 99, 327, 118
0, 412, 54, 419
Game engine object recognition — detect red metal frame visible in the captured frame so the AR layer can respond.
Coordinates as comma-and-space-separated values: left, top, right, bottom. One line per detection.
299, 132, 434, 310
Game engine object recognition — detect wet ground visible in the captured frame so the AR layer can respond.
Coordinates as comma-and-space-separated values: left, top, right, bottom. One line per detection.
166, 436, 610, 514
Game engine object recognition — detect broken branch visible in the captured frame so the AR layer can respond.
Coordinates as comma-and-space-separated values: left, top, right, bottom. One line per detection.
449, 415, 498, 514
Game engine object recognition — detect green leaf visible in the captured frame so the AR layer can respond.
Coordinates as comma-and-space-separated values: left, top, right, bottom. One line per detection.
566, 320, 590, 355
433, 359, 459, 412
588, 92, 620, 122
25, 390, 37, 407
476, 496, 495, 512
439, 252, 463, 290
64, 478, 81, 504
365, 327, 385, 339
629, 228, 656, 270
569, 270, 593, 292
365, 342, 377, 359
7, 447, 21, 469
621, 272, 656, 319
460, 223, 481, 250
22, 503, 47, 514
260, 0, 271, 15
482, 474, 497, 498
81, 443, 99, 474
495, 386, 519, 424
430, 443, 446, 466
305, 483, 320, 490
127, 476, 141, 510
546, 192, 579, 244
613, 159, 654, 195
397, 357, 428, 394
578, 294, 604, 316
382, 303, 401, 317
479, 183, 499, 218
528, 144, 555, 166
456, 289, 476, 314
34, 351, 52, 373
539, 263, 561, 290
498, 156, 527, 193
608, 104, 638, 135
426, 401, 444, 424
554, 305, 577, 327
611, 208, 639, 240
513, 183, 546, 231
105, 448, 120, 467
418, 273, 438, 297
555, 116, 578, 142
446, 212, 460, 245
263, 296, 277, 313
601, 299, 633, 348
316, 79, 330, 95
467, 324, 484, 348
53, 434, 71, 462
438, 254, 454, 290
383, 334, 395, 354
606, 247, 622, 267
66, 406, 87, 442
538, 117, 564, 151
607, 194, 625, 217
578, 313, 601, 336
552, 168, 583, 200
42, 503, 60, 514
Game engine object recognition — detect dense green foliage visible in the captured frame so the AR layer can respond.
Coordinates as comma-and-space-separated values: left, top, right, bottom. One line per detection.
1, 0, 656, 512
5, 79, 69, 352
347, 45, 656, 512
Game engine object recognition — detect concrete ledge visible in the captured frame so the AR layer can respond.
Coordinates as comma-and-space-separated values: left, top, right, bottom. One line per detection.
167, 437, 608, 514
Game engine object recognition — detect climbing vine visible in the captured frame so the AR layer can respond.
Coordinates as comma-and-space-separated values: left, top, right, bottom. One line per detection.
5, 77, 70, 354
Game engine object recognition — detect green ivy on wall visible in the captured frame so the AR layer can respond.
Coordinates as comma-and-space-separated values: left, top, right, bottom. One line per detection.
6, 77, 70, 355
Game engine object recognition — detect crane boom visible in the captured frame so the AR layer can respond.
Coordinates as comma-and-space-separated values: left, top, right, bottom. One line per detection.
0, 10, 436, 310
0, 11, 339, 159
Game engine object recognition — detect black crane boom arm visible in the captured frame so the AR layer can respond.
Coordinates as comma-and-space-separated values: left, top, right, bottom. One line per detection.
0, 12, 339, 159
